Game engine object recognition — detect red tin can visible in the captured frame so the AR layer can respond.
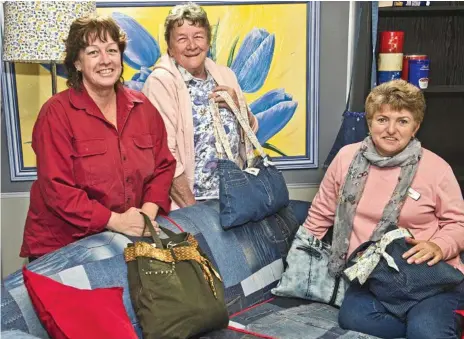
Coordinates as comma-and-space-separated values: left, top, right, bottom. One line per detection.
379, 31, 405, 53
402, 54, 428, 80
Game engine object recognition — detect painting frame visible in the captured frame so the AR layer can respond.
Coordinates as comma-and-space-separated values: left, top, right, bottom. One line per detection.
2, 0, 320, 181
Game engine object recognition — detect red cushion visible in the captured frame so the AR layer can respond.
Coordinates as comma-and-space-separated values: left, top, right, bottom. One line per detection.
23, 267, 138, 339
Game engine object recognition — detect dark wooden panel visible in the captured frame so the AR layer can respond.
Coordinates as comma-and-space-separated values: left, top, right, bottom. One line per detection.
416, 95, 464, 192
423, 85, 464, 93
380, 7, 464, 15
378, 12, 464, 85
433, 1, 464, 7
417, 96, 464, 164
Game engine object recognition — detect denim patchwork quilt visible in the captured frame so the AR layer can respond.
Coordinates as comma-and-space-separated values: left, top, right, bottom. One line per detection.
1, 200, 313, 338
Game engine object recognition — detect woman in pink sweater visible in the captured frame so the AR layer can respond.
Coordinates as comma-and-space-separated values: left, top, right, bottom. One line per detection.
304, 80, 463, 339
142, 3, 258, 210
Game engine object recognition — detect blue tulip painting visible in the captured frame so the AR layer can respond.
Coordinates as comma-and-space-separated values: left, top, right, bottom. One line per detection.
250, 89, 298, 155
9, 2, 319, 176
230, 29, 275, 93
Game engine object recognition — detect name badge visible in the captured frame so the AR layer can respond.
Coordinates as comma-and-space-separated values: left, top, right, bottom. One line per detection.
407, 187, 421, 201
244, 168, 260, 176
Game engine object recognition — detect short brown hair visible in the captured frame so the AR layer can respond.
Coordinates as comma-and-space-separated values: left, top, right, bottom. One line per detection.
365, 80, 426, 125
64, 15, 127, 90
164, 2, 211, 47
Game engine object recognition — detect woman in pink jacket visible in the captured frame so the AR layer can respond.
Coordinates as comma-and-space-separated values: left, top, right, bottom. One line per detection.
304, 80, 463, 339
142, 3, 258, 210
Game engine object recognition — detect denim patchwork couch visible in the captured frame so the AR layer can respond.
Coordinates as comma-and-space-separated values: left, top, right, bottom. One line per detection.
1, 200, 378, 339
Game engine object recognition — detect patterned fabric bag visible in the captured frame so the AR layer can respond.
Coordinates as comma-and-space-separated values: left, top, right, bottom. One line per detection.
124, 213, 229, 339
272, 226, 348, 307
210, 91, 289, 229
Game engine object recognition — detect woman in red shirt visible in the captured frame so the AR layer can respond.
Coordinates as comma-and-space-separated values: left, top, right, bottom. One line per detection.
20, 16, 176, 259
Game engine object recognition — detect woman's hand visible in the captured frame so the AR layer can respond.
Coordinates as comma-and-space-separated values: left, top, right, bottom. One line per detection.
211, 86, 239, 111
140, 202, 161, 234
137, 210, 161, 235
107, 207, 149, 237
402, 237, 444, 266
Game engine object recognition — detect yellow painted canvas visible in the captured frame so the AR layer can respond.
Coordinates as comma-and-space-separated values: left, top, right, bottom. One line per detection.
4, 1, 319, 180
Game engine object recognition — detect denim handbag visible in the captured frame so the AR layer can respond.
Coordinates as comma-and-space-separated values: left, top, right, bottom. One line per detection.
344, 228, 464, 320
272, 226, 347, 307
210, 91, 289, 229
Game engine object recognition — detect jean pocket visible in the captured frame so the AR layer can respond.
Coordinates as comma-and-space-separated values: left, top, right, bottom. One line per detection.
225, 174, 248, 188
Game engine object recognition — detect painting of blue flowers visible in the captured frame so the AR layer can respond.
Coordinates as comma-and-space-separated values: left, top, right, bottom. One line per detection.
2, 1, 320, 181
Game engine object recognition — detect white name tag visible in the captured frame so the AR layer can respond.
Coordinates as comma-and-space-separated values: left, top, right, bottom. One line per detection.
408, 187, 421, 201
244, 168, 260, 176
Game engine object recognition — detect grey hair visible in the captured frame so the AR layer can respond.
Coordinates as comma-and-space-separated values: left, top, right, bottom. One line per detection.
164, 2, 211, 46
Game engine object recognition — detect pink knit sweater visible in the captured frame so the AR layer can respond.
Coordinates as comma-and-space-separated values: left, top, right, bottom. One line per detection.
142, 55, 258, 209
304, 142, 464, 273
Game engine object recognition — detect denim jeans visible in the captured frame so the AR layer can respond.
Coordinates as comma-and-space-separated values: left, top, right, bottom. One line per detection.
338, 281, 464, 339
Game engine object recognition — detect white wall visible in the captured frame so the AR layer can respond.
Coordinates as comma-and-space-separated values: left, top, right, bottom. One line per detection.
1, 193, 30, 278
0, 186, 318, 278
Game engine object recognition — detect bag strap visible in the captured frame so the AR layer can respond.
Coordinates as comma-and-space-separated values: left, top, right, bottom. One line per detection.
140, 212, 164, 249
159, 225, 178, 237
209, 92, 272, 167
210, 98, 235, 161
140, 212, 189, 248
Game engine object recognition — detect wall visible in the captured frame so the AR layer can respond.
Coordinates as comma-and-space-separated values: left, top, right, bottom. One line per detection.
0, 1, 350, 277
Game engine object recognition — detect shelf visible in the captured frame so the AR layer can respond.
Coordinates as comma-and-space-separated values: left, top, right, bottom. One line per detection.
379, 6, 464, 16
422, 85, 464, 93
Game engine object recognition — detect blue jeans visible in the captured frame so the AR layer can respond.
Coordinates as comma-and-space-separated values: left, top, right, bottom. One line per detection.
338, 282, 464, 339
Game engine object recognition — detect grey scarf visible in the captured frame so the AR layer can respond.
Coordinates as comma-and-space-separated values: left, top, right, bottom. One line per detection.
328, 136, 422, 277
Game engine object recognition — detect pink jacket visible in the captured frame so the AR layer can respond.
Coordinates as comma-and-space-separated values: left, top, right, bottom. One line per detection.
304, 142, 464, 273
142, 55, 258, 208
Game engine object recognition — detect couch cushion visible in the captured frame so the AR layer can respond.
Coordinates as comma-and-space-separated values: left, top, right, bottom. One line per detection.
23, 268, 137, 339
229, 297, 381, 339
157, 200, 302, 314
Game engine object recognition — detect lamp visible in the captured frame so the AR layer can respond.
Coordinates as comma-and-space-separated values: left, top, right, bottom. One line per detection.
2, 1, 96, 95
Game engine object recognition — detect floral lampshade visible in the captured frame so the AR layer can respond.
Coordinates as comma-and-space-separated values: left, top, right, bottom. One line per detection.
2, 1, 96, 63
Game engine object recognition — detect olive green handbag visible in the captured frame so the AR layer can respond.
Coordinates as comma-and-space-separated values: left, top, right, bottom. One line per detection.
124, 213, 229, 339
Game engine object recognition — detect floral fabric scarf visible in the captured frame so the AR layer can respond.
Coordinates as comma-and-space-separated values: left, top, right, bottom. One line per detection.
328, 136, 423, 277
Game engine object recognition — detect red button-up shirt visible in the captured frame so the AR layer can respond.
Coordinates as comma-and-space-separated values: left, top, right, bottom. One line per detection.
20, 86, 176, 257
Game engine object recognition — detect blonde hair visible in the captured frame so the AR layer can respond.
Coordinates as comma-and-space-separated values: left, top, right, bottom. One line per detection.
164, 2, 211, 46
365, 80, 425, 125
